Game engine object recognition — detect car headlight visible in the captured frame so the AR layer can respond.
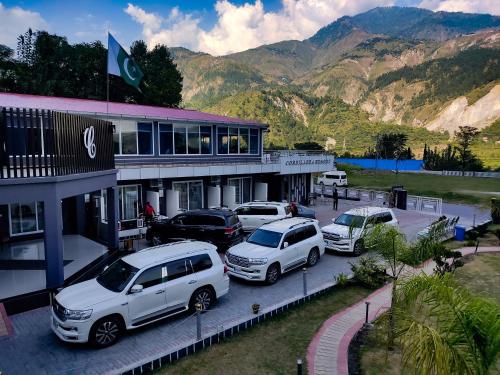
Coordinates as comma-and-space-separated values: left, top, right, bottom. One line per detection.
248, 257, 268, 265
64, 308, 93, 320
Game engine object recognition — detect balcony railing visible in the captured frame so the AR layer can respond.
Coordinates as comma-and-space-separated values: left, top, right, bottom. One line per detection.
0, 107, 115, 179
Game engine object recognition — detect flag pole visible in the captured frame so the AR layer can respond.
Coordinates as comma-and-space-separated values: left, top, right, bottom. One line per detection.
106, 31, 110, 119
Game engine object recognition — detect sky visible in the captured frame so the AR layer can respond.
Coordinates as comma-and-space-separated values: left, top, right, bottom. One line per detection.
0, 0, 498, 56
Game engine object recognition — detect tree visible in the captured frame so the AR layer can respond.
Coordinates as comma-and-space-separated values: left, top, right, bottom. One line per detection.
0, 44, 17, 92
363, 224, 414, 349
374, 132, 408, 159
455, 126, 481, 174
395, 273, 500, 375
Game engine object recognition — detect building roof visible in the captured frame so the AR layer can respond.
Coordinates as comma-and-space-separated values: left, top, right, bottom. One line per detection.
0, 92, 266, 127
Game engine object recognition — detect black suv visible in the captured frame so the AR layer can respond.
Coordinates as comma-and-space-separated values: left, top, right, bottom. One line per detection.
145, 209, 243, 250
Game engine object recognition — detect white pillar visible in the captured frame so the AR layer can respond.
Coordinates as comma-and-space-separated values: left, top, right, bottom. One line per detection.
223, 185, 237, 209
207, 186, 221, 208
254, 182, 268, 201
166, 189, 180, 218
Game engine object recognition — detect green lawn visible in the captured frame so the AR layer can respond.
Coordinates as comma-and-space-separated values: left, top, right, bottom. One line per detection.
346, 169, 499, 206
156, 285, 371, 375
360, 251, 500, 374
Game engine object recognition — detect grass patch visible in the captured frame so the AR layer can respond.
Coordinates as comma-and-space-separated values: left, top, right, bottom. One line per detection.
155, 285, 371, 375
347, 169, 499, 206
360, 249, 500, 374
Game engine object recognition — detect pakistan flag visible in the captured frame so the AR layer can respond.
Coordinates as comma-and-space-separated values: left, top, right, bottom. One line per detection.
107, 33, 144, 91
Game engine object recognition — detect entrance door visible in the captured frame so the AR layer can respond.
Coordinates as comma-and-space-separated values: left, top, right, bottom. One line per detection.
62, 197, 77, 235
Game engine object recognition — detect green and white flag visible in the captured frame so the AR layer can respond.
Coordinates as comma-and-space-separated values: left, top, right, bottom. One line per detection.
107, 33, 144, 91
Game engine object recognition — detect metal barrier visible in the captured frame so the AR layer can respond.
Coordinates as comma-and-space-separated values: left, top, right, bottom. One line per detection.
313, 185, 442, 215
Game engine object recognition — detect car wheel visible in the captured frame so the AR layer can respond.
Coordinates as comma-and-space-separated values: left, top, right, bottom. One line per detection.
307, 248, 320, 266
152, 235, 162, 246
353, 240, 364, 256
189, 287, 215, 312
90, 316, 122, 348
265, 263, 280, 285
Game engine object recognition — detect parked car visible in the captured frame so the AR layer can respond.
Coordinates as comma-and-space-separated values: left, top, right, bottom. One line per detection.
145, 209, 243, 250
295, 203, 316, 219
321, 207, 398, 256
234, 201, 292, 232
317, 171, 348, 187
51, 241, 229, 347
225, 217, 325, 284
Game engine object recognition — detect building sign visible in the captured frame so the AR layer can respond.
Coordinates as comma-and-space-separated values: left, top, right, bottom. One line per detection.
83, 126, 96, 159
279, 154, 335, 174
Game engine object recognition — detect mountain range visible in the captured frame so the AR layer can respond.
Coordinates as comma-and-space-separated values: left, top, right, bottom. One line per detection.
170, 6, 500, 165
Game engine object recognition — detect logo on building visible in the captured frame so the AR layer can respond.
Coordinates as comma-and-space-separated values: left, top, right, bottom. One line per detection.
83, 126, 96, 159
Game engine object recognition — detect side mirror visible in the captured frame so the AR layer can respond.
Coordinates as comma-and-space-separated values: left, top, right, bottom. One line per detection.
130, 284, 143, 294
282, 242, 289, 249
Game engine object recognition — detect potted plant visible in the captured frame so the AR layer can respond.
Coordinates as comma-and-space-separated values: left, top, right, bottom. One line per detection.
252, 303, 260, 314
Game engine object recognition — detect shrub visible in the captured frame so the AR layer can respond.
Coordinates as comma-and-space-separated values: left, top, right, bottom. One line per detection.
350, 256, 386, 289
491, 198, 500, 224
335, 273, 349, 287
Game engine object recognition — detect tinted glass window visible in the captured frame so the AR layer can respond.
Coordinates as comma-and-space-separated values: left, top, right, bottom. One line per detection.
379, 213, 393, 223
303, 225, 317, 239
334, 214, 364, 228
166, 259, 188, 281
97, 259, 139, 292
134, 265, 164, 289
227, 214, 239, 226
218, 127, 228, 154
247, 229, 282, 248
190, 254, 213, 273
159, 123, 173, 154
200, 126, 212, 154
171, 215, 188, 225
204, 215, 226, 226
283, 230, 298, 246
235, 206, 256, 215
250, 129, 259, 154
137, 122, 153, 154
259, 207, 278, 215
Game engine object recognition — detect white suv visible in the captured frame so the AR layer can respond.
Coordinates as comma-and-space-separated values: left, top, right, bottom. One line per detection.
225, 218, 325, 284
234, 201, 292, 231
51, 241, 229, 347
321, 207, 398, 256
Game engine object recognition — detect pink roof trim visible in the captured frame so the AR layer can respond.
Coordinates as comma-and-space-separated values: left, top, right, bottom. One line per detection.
0, 93, 265, 126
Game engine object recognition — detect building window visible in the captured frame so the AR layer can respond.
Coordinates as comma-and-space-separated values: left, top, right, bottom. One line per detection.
119, 185, 141, 220
217, 127, 259, 154
173, 180, 203, 211
114, 122, 153, 155
228, 177, 252, 204
250, 129, 259, 154
137, 122, 153, 154
159, 123, 173, 154
217, 127, 228, 154
166, 124, 212, 155
9, 202, 44, 236
101, 189, 108, 223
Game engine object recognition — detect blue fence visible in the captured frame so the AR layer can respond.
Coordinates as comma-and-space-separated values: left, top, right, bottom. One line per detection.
336, 158, 423, 171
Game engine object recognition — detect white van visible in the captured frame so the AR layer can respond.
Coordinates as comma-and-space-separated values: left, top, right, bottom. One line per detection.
317, 171, 348, 187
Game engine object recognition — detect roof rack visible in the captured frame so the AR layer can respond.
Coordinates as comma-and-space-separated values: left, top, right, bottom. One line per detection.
288, 219, 316, 230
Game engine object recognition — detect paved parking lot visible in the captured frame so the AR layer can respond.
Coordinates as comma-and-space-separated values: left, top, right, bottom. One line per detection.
0, 199, 489, 375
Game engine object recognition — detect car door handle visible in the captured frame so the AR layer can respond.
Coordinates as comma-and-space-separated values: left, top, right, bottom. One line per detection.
188, 280, 197, 284
155, 290, 165, 294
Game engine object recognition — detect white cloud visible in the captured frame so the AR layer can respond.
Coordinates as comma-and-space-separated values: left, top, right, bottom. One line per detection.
0, 3, 48, 48
125, 0, 394, 56
418, 0, 499, 15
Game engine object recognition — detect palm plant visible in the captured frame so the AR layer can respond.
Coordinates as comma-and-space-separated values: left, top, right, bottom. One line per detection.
363, 224, 414, 349
395, 273, 500, 375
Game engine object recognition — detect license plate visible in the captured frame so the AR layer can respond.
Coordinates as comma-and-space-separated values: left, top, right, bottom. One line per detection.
234, 266, 241, 272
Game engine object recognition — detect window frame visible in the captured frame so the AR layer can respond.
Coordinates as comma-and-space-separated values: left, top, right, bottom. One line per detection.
216, 126, 260, 155
114, 121, 154, 156
8, 201, 44, 236
159, 123, 213, 156
118, 184, 142, 221
227, 177, 252, 205
172, 179, 204, 211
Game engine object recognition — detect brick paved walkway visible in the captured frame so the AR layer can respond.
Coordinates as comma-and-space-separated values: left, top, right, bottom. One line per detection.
306, 246, 500, 375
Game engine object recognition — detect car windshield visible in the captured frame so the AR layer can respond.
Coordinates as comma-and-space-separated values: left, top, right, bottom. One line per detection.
334, 214, 365, 228
247, 229, 283, 248
96, 259, 139, 292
